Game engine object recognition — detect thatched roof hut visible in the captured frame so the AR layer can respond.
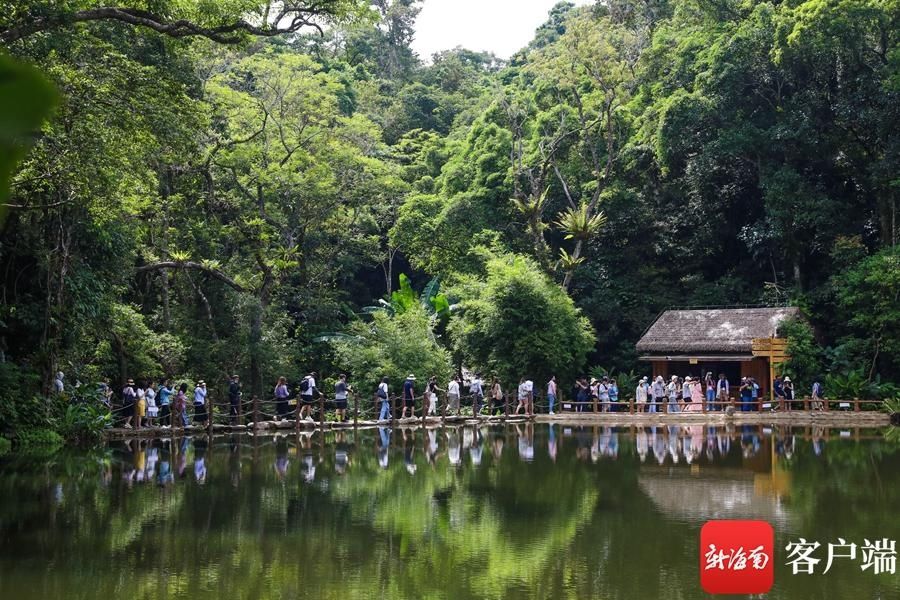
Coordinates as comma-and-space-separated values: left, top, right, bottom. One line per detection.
636, 307, 801, 357
635, 307, 802, 388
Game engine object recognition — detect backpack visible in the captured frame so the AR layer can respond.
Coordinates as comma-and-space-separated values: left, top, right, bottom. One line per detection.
299, 378, 310, 393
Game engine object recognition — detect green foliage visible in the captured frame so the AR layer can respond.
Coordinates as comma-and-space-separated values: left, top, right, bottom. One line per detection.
2, 0, 900, 447
330, 306, 452, 398
779, 317, 824, 388
831, 247, 900, 377
448, 252, 595, 386
825, 370, 900, 401
0, 436, 9, 456
0, 54, 57, 222
15, 427, 64, 450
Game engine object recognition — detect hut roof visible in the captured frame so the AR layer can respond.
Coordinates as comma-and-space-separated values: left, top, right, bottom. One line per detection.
635, 307, 801, 354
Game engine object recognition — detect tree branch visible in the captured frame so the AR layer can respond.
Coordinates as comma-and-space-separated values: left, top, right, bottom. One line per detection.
1, 3, 334, 45
136, 261, 247, 293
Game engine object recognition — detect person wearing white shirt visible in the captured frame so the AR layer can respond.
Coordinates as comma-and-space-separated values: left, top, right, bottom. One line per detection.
300, 372, 317, 421
547, 375, 558, 415
447, 375, 461, 416
524, 379, 534, 416
470, 373, 484, 415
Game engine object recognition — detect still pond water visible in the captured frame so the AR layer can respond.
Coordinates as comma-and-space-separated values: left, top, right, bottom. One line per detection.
1, 424, 899, 599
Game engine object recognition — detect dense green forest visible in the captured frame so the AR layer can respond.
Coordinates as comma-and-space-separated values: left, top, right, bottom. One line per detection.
1, 0, 898, 438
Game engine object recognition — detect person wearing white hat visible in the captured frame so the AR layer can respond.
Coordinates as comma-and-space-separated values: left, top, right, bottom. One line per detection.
667, 375, 680, 413
401, 374, 416, 419
635, 377, 649, 412
651, 376, 665, 413
783, 377, 794, 410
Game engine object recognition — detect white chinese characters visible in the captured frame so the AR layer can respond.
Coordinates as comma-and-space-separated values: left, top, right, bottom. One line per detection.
785, 538, 897, 575
705, 544, 770, 572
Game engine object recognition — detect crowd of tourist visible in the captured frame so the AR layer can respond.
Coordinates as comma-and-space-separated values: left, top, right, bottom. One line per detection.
77, 367, 827, 429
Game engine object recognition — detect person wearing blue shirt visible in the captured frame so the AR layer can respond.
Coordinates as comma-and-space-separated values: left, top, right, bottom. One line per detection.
158, 380, 174, 428
401, 375, 416, 419
193, 381, 208, 426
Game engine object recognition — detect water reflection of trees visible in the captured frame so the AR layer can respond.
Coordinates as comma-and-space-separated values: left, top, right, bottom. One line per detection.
1, 424, 899, 599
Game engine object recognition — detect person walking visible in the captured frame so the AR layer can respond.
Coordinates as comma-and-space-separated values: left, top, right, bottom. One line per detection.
135, 382, 147, 428
447, 375, 461, 416
145, 381, 158, 426
470, 373, 484, 416
524, 377, 535, 416
651, 376, 665, 414
490, 377, 503, 416
705, 372, 716, 411
774, 375, 786, 411
739, 377, 753, 412
228, 375, 242, 422
174, 383, 189, 428
299, 372, 317, 421
716, 373, 730, 408
609, 378, 619, 412
687, 377, 704, 412
783, 376, 795, 410
667, 376, 680, 413
811, 377, 825, 410
376, 377, 390, 421
158, 379, 173, 428
750, 377, 760, 411
547, 375, 558, 415
636, 377, 648, 413
193, 380, 208, 426
334, 374, 350, 422
274, 376, 290, 421
599, 377, 611, 413
401, 374, 416, 419
121, 379, 136, 428
425, 376, 438, 416
516, 378, 528, 415
681, 377, 691, 411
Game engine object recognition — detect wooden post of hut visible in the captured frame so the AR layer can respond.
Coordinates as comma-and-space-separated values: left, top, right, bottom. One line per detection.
295, 394, 301, 432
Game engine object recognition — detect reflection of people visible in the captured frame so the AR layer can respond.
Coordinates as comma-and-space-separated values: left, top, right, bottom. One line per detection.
335, 431, 350, 475
274, 436, 289, 480
548, 423, 558, 462
446, 428, 461, 467
469, 427, 483, 466
491, 435, 504, 461
193, 439, 207, 484
377, 427, 390, 469
516, 424, 534, 462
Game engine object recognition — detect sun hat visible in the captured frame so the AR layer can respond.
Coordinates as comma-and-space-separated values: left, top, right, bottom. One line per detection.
641, 376, 648, 382
671, 375, 678, 381
784, 377, 791, 382
407, 374, 416, 380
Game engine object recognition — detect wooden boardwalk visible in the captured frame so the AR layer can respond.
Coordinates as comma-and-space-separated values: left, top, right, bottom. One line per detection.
103, 410, 890, 440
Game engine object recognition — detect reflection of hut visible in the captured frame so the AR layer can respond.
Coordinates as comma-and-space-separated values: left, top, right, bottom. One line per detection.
635, 307, 801, 395
638, 471, 793, 527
